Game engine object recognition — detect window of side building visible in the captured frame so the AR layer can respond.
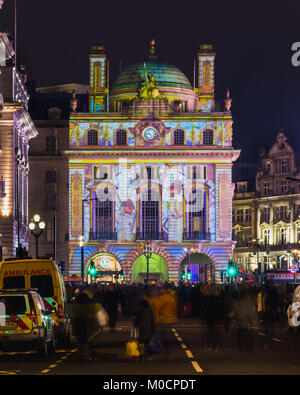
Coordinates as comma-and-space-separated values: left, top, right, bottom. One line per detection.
46, 194, 56, 210
263, 182, 270, 196
46, 170, 56, 183
236, 209, 243, 223
46, 136, 57, 154
280, 180, 287, 194
263, 229, 270, 245
245, 209, 252, 222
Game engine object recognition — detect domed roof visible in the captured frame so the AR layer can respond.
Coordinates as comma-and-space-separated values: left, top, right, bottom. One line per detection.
112, 60, 193, 92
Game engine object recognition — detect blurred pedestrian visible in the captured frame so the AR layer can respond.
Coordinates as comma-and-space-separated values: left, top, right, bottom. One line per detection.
257, 287, 267, 325
134, 294, 156, 361
203, 283, 220, 353
72, 287, 100, 361
103, 284, 120, 331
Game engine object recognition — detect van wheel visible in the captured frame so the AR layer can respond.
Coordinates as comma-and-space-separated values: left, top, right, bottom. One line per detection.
37, 335, 48, 357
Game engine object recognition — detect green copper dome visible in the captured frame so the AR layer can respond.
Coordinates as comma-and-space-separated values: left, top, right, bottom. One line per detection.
112, 60, 193, 91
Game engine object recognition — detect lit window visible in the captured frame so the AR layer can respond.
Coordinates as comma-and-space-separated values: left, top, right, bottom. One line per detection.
245, 209, 251, 222
263, 182, 270, 196
280, 180, 287, 194
280, 159, 288, 173
236, 209, 243, 223
263, 229, 270, 245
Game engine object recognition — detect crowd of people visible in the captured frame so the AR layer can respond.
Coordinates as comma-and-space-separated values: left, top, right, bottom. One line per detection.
64, 280, 295, 361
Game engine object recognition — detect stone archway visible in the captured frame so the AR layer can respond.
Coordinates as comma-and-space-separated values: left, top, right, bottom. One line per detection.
180, 253, 215, 283
86, 252, 122, 284
131, 253, 168, 284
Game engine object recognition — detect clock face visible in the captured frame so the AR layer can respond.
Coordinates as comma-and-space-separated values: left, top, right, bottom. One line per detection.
142, 127, 157, 141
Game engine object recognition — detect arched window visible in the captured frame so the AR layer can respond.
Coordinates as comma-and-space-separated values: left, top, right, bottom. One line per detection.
173, 129, 185, 145
116, 129, 127, 145
202, 129, 213, 145
87, 129, 98, 145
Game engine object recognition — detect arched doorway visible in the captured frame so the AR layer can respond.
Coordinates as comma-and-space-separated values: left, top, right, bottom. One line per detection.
180, 253, 214, 283
132, 253, 168, 284
86, 253, 122, 284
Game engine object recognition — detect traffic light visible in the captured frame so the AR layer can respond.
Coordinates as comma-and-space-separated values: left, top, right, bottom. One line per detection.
120, 270, 125, 280
180, 270, 186, 281
227, 260, 237, 277
187, 268, 192, 280
89, 260, 96, 277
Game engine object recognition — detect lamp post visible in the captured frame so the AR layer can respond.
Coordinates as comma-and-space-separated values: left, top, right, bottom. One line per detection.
143, 241, 152, 285
252, 238, 263, 281
80, 196, 100, 283
28, 214, 45, 259
291, 249, 299, 284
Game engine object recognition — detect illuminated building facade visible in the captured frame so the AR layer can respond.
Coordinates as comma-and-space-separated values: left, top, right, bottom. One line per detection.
0, 33, 37, 258
67, 42, 240, 283
233, 131, 300, 273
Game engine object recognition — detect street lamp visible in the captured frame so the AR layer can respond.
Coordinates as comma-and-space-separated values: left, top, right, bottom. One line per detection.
290, 249, 299, 284
80, 196, 100, 283
252, 238, 264, 281
143, 241, 152, 285
29, 214, 45, 259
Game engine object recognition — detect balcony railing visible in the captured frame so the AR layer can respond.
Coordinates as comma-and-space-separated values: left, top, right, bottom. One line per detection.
89, 231, 117, 241
183, 231, 211, 241
136, 231, 164, 241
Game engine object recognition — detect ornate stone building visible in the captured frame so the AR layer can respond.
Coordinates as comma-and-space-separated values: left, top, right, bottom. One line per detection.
66, 42, 240, 283
0, 33, 37, 258
233, 131, 300, 272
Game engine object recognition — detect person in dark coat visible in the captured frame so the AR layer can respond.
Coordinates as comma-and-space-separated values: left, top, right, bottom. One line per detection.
103, 284, 120, 331
134, 296, 155, 361
72, 288, 100, 361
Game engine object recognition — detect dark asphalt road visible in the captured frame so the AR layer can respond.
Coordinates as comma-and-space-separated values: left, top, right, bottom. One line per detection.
0, 317, 300, 376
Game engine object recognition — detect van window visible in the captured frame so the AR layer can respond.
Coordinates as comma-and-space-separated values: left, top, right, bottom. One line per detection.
3, 276, 25, 289
30, 275, 54, 297
0, 296, 27, 315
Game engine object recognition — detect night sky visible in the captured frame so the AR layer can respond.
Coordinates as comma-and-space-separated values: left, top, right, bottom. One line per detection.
1, 0, 300, 162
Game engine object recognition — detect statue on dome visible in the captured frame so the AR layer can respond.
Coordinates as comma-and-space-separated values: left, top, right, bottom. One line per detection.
138, 62, 166, 100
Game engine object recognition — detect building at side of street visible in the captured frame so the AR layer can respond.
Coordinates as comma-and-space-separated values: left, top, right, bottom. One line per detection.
0, 33, 37, 259
233, 130, 300, 274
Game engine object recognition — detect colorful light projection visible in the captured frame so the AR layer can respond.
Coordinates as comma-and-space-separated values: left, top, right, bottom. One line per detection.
69, 120, 233, 149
